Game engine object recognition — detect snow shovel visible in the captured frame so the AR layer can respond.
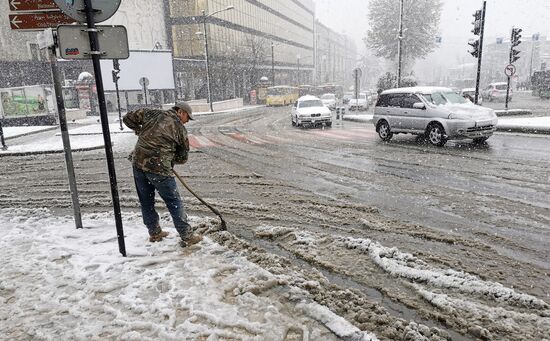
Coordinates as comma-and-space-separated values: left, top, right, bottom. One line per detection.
173, 169, 227, 231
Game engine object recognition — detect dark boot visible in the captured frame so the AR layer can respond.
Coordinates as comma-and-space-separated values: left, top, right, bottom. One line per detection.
149, 230, 169, 242
179, 233, 202, 247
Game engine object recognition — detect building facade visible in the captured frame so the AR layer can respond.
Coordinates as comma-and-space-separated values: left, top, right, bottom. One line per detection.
166, 0, 317, 101
315, 20, 357, 90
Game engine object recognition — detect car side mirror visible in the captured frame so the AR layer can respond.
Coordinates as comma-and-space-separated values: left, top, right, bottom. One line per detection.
413, 102, 426, 110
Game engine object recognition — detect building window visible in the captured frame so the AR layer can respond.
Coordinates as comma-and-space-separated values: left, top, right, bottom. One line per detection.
27, 43, 41, 61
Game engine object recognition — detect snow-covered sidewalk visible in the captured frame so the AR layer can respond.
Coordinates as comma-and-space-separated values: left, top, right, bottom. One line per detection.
342, 114, 550, 134
1, 125, 57, 139
0, 128, 136, 156
0, 208, 376, 340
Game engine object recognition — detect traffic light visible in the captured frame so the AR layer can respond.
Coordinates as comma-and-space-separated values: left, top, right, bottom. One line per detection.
510, 28, 522, 63
472, 10, 482, 35
468, 39, 480, 58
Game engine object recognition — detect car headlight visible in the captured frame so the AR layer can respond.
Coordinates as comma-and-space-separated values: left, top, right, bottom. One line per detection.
448, 113, 461, 119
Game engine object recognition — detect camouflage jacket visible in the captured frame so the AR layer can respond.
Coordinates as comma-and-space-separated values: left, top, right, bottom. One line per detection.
123, 108, 189, 176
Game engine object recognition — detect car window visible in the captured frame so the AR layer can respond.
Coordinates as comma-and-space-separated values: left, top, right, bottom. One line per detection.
388, 94, 405, 107
495, 84, 507, 90
402, 94, 422, 109
299, 100, 323, 108
422, 92, 446, 105
441, 91, 468, 104
376, 94, 390, 107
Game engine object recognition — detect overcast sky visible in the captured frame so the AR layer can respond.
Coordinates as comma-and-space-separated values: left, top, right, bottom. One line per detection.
315, 0, 550, 58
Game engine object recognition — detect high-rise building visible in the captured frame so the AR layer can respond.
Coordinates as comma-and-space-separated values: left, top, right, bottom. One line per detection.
165, 0, 316, 100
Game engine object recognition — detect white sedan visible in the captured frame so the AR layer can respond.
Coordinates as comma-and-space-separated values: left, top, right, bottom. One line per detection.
291, 95, 333, 128
320, 93, 337, 110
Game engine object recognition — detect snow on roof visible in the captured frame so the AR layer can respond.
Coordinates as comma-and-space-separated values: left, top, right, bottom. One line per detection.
382, 86, 453, 95
298, 95, 320, 101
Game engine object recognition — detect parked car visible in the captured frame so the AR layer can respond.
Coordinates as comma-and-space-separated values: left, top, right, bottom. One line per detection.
320, 93, 337, 110
348, 93, 368, 111
291, 95, 332, 128
373, 87, 498, 146
342, 92, 354, 104
460, 88, 483, 104
483, 82, 511, 102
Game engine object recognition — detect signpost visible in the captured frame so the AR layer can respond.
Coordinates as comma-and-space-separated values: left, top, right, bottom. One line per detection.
9, 12, 75, 30
8, 0, 59, 11
6, 0, 128, 256
57, 25, 129, 60
51, 0, 121, 23
139, 77, 149, 105
505, 64, 516, 78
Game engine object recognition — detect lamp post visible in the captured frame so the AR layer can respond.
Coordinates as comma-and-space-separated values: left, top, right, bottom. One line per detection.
199, 6, 234, 112
297, 54, 301, 85
397, 0, 404, 87
271, 42, 275, 86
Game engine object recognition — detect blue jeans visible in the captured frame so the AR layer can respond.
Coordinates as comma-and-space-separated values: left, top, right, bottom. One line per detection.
133, 166, 191, 238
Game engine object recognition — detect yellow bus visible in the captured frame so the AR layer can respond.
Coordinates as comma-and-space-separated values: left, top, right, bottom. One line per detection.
266, 86, 299, 106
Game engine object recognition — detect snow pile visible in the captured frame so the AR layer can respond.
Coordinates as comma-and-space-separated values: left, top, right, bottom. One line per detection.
341, 236, 549, 309
297, 302, 379, 341
415, 285, 550, 337
0, 208, 361, 340
1, 126, 56, 139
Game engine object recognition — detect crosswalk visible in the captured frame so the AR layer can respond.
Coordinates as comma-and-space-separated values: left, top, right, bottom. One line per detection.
188, 128, 376, 149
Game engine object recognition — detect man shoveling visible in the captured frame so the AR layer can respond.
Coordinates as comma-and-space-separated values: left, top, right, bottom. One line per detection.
123, 102, 202, 247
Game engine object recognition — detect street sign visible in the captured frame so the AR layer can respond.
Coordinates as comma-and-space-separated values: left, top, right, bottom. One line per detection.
9, 12, 75, 30
57, 25, 129, 60
8, 0, 59, 11
505, 64, 516, 77
52, 0, 121, 23
353, 68, 363, 79
139, 77, 149, 87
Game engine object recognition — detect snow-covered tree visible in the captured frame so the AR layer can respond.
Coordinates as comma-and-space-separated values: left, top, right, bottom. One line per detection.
365, 0, 442, 68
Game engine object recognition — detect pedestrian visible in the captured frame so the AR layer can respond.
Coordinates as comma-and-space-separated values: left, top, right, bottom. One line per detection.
123, 102, 202, 247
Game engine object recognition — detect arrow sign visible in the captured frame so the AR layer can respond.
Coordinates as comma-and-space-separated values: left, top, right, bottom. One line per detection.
8, 0, 59, 11
9, 12, 75, 30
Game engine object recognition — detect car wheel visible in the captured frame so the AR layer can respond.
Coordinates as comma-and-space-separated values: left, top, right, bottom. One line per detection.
291, 116, 296, 126
326, 122, 332, 128
377, 120, 393, 141
426, 123, 447, 147
472, 136, 489, 144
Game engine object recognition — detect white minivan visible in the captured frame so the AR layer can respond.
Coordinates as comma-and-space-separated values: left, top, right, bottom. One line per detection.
373, 87, 498, 146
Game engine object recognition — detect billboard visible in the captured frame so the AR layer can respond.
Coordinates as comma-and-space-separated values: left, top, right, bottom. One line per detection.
100, 50, 175, 91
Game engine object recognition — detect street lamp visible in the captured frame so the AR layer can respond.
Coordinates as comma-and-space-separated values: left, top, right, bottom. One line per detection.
198, 6, 234, 112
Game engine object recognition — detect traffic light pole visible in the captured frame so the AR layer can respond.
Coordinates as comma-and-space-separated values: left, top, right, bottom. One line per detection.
474, 1, 486, 105
505, 31, 513, 110
113, 59, 123, 131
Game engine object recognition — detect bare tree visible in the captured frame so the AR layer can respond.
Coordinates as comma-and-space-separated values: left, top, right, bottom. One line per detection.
365, 0, 442, 69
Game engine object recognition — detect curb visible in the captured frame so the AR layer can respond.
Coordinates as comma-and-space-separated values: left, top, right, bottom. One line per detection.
4, 126, 58, 141
497, 126, 550, 135
0, 145, 104, 158
495, 109, 533, 117
342, 116, 373, 124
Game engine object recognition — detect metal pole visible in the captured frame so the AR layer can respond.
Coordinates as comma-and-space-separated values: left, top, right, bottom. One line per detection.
474, 1, 486, 105
48, 44, 82, 229
202, 10, 214, 112
505, 29, 514, 110
297, 57, 300, 85
397, 0, 404, 87
271, 43, 275, 86
143, 83, 148, 106
0, 119, 7, 150
113, 59, 123, 130
83, 0, 126, 257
